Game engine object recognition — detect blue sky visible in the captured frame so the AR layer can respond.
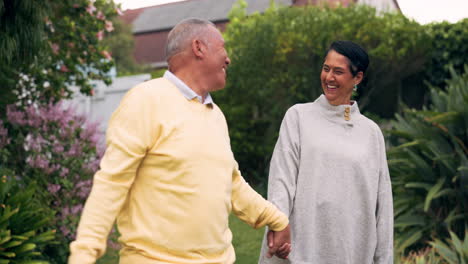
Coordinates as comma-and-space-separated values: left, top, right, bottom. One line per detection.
114, 0, 467, 24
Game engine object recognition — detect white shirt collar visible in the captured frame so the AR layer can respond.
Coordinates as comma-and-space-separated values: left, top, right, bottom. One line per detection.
163, 70, 213, 105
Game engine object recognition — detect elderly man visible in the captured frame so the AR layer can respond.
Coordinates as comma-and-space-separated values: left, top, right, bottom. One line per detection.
68, 18, 290, 264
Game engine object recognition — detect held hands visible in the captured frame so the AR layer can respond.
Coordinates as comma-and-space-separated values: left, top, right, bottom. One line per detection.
266, 224, 291, 259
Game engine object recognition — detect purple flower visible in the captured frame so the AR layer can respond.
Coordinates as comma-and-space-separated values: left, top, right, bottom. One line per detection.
60, 167, 69, 177
75, 179, 92, 199
59, 225, 70, 237
66, 142, 82, 157
6, 105, 27, 125
71, 204, 83, 215
24, 134, 46, 152
5, 101, 105, 243
108, 239, 120, 250
47, 184, 61, 194
27, 155, 53, 173
53, 144, 64, 153
62, 206, 70, 218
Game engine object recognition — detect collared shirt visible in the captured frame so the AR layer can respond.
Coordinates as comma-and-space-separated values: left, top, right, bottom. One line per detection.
163, 70, 214, 105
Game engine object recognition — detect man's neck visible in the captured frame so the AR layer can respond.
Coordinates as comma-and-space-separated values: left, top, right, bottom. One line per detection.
171, 70, 208, 100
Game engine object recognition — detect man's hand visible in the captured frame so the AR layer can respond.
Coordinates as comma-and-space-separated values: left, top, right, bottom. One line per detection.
266, 224, 291, 259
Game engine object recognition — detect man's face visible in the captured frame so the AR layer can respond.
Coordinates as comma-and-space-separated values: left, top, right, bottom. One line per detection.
202, 26, 231, 92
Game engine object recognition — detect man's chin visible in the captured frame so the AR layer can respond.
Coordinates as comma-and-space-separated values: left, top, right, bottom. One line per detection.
212, 82, 226, 92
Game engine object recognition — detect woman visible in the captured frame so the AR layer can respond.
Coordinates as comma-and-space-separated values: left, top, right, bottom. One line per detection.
259, 41, 393, 264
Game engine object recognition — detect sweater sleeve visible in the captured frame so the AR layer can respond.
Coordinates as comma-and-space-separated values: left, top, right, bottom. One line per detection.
68, 85, 158, 264
258, 106, 300, 264
373, 130, 394, 264
231, 162, 289, 231
267, 106, 300, 217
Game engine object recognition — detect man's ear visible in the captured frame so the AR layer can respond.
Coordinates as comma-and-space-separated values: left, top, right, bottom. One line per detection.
192, 39, 204, 59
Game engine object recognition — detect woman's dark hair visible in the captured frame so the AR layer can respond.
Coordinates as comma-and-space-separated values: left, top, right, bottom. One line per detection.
325, 41, 369, 77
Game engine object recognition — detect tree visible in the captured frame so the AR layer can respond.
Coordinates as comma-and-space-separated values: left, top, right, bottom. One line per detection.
0, 0, 120, 111
0, 0, 48, 110
103, 16, 148, 76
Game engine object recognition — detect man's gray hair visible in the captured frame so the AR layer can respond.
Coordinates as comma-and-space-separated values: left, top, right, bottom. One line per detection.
165, 18, 215, 62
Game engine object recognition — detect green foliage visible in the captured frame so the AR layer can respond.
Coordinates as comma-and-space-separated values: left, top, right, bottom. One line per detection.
398, 248, 442, 264
3, 102, 104, 263
151, 68, 166, 79
430, 230, 468, 264
103, 16, 148, 76
0, 169, 55, 263
0, 0, 47, 64
218, 2, 430, 184
0, 0, 48, 111
388, 65, 468, 254
0, 0, 120, 112
424, 19, 468, 89
398, 230, 468, 264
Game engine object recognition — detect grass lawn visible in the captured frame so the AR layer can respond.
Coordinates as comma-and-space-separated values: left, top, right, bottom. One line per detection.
97, 214, 265, 264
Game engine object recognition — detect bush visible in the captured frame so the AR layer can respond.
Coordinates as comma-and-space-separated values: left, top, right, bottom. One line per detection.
0, 0, 119, 111
0, 168, 56, 263
398, 230, 468, 264
3, 102, 104, 263
424, 19, 468, 89
388, 65, 468, 254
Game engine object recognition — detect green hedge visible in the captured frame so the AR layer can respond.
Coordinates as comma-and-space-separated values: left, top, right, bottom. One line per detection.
424, 19, 468, 89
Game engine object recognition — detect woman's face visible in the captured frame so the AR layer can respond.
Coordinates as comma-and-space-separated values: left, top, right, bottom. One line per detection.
320, 50, 363, 105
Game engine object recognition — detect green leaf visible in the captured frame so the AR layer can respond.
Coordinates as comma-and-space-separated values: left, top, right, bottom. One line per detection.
0, 251, 15, 258
448, 231, 464, 259
405, 182, 432, 190
463, 230, 468, 258
17, 230, 35, 238
397, 229, 424, 253
431, 238, 459, 264
425, 111, 459, 123
15, 261, 50, 264
10, 235, 28, 241
433, 188, 455, 199
395, 213, 426, 228
424, 177, 445, 212
0, 233, 12, 245
11, 243, 36, 254
0, 207, 19, 224
2, 240, 23, 248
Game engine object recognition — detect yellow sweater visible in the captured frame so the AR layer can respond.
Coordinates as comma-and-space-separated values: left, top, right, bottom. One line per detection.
68, 78, 288, 264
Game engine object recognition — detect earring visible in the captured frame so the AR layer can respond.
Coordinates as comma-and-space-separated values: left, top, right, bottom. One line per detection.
353, 84, 358, 92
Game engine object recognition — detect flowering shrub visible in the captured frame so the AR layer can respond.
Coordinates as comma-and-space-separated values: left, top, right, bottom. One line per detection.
1, 0, 120, 110
3, 101, 104, 262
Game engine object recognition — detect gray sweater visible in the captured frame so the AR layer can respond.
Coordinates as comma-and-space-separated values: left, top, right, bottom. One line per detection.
258, 95, 393, 264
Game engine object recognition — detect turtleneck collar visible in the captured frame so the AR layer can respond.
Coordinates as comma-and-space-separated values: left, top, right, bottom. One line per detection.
315, 94, 361, 126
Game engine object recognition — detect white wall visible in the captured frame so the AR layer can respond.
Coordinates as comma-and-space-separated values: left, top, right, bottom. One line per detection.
359, 0, 399, 12
67, 73, 152, 134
